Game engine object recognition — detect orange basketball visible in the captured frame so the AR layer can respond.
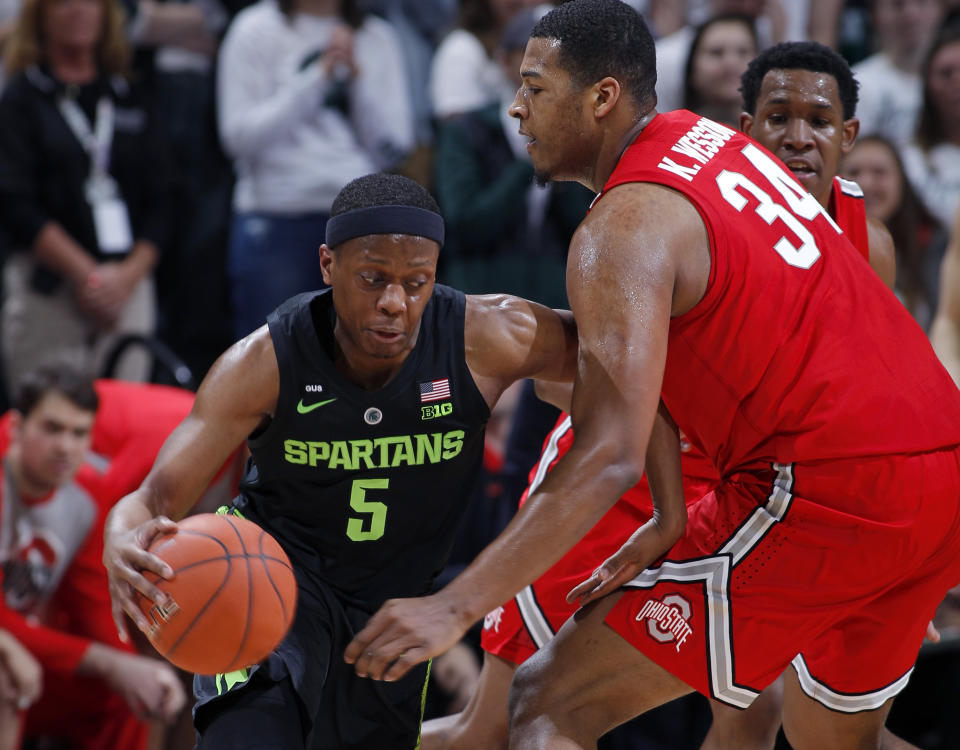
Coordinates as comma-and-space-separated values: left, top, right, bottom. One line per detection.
137, 513, 297, 675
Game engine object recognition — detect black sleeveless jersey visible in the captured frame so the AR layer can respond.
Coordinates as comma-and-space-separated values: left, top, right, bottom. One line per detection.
234, 285, 490, 610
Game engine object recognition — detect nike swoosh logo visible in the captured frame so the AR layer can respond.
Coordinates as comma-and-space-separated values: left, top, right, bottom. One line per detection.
297, 397, 337, 414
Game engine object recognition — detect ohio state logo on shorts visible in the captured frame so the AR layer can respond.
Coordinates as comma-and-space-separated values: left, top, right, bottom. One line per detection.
635, 593, 694, 652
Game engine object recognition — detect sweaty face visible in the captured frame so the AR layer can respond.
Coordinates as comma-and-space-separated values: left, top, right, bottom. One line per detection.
740, 69, 856, 207
15, 392, 94, 495
841, 140, 903, 223
690, 21, 757, 108
510, 36, 594, 185
321, 234, 438, 368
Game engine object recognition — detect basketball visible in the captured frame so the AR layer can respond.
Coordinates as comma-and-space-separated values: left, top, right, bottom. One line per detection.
137, 513, 298, 675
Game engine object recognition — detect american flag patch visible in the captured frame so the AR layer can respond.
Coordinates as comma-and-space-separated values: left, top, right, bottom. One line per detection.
420, 379, 451, 403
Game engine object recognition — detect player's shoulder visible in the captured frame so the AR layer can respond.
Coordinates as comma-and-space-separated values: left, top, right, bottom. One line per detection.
194, 327, 280, 421
208, 326, 279, 389
583, 181, 704, 249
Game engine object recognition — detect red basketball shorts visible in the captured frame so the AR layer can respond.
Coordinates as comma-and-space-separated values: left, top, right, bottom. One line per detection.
482, 415, 716, 665
605, 448, 960, 712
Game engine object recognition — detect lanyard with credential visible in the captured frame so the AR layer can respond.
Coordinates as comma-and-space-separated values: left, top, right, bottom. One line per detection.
58, 94, 134, 254
58, 95, 116, 201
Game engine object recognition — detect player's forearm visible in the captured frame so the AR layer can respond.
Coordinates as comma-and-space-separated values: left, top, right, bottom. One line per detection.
105, 489, 164, 542
437, 438, 642, 625
643, 402, 686, 541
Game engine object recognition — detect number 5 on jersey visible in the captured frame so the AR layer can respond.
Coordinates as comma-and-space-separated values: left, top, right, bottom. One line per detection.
347, 478, 389, 541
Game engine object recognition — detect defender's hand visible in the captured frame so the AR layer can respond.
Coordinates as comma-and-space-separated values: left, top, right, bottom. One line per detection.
566, 516, 680, 607
344, 594, 472, 682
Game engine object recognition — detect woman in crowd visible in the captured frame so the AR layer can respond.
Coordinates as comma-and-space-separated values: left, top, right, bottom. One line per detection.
682, 13, 758, 128
217, 0, 414, 338
901, 19, 960, 231
0, 0, 173, 394
842, 134, 947, 329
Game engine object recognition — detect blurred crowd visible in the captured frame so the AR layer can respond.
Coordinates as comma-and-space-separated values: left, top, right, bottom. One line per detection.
1, 0, 960, 748
0, 0, 957, 391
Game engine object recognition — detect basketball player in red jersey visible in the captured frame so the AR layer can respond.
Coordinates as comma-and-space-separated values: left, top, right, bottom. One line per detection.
422, 39, 909, 750
346, 3, 960, 748
738, 41, 895, 290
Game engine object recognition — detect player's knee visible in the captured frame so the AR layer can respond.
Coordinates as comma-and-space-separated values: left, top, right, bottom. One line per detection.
455, 718, 509, 750
422, 716, 508, 750
782, 709, 882, 750
507, 653, 560, 734
782, 709, 818, 750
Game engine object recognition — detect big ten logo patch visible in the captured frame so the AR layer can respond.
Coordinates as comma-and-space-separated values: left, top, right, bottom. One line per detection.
421, 402, 453, 421
635, 593, 694, 652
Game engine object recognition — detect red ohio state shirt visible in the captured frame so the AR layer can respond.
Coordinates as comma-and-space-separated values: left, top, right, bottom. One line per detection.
597, 110, 960, 475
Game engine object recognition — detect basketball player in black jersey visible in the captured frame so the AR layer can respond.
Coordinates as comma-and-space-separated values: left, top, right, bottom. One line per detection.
100, 173, 578, 750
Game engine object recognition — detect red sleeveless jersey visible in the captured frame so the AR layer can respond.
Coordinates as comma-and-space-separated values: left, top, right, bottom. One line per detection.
829, 176, 869, 261
598, 110, 960, 474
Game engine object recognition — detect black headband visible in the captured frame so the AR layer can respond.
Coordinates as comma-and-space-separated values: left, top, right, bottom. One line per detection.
325, 205, 445, 249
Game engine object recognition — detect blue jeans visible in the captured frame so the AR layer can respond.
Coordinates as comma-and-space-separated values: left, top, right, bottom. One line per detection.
227, 212, 329, 339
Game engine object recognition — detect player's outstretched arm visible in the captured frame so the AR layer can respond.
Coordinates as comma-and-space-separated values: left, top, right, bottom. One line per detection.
345, 183, 704, 682
567, 399, 685, 606
103, 327, 280, 641
930, 207, 960, 385
461, 293, 578, 409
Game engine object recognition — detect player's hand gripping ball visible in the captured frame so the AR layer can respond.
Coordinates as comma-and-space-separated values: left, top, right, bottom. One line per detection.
137, 513, 297, 674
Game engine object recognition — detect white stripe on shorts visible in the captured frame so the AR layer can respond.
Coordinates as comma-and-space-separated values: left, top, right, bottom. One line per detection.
623, 462, 796, 709
791, 654, 913, 713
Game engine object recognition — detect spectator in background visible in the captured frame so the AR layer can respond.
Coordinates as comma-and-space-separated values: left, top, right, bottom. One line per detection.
655, 0, 785, 113
682, 13, 758, 127
0, 365, 185, 750
0, 627, 41, 750
359, 0, 456, 170
0, 373, 242, 750
0, 0, 22, 85
429, 9, 588, 727
901, 19, 960, 231
429, 0, 539, 120
217, 0, 414, 339
842, 134, 947, 329
853, 0, 942, 148
122, 0, 236, 383
0, 0, 173, 396
432, 5, 592, 310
